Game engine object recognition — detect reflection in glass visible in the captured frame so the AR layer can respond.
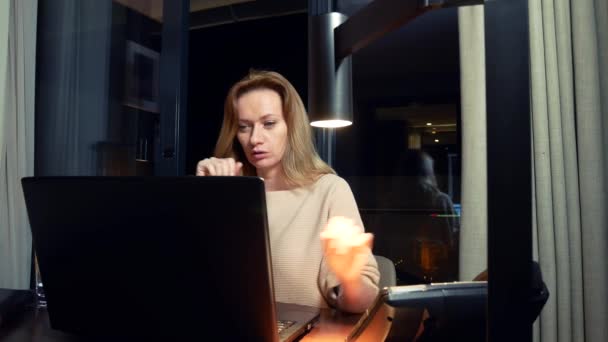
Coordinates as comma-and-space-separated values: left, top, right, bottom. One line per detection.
34, 255, 46, 308
333, 8, 462, 285
366, 149, 459, 284
35, 0, 163, 177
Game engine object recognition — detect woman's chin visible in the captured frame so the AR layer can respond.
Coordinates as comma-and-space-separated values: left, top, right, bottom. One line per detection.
250, 159, 279, 172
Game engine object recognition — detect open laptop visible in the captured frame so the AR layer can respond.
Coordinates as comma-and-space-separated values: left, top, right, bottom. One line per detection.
21, 176, 319, 341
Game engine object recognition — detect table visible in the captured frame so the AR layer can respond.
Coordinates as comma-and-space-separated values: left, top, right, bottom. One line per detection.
301, 309, 361, 341
0, 306, 360, 342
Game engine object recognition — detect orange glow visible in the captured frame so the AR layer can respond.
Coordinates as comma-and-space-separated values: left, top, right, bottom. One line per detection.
418, 240, 448, 276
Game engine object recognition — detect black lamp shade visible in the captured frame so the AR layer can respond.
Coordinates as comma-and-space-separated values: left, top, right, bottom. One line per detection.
308, 12, 353, 128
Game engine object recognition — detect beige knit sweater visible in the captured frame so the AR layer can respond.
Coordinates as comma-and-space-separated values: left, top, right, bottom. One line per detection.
265, 174, 380, 311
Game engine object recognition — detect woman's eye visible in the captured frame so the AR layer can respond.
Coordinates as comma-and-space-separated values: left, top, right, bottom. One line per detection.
264, 121, 276, 128
238, 125, 250, 132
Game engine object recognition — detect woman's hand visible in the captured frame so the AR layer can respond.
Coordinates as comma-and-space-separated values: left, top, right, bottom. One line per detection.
320, 216, 374, 284
196, 157, 243, 176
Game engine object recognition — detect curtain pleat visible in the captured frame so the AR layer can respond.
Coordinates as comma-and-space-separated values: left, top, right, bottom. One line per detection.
457, 5, 488, 282
0, 0, 37, 289
529, 0, 607, 341
530, 1, 559, 340
553, 1, 585, 340
571, 1, 608, 341
460, 1, 606, 341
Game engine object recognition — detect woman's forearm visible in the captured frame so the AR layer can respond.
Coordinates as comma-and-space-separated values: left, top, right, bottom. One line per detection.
337, 276, 379, 313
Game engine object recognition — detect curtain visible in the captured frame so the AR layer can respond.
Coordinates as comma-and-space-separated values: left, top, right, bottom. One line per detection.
460, 1, 607, 341
529, 0, 582, 339
571, 0, 608, 339
0, 0, 38, 289
457, 5, 487, 281
529, 0, 607, 341
35, 0, 111, 177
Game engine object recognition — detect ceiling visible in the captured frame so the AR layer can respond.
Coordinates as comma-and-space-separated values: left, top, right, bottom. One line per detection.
376, 104, 457, 132
114, 0, 460, 127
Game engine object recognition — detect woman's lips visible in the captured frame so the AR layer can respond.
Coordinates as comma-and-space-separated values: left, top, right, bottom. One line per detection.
251, 151, 268, 160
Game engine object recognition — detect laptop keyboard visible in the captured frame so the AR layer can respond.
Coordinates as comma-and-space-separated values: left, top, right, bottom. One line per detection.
277, 320, 295, 333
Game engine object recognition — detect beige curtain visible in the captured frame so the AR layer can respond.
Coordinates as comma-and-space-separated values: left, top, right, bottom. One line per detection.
457, 5, 487, 281
0, 0, 37, 289
529, 0, 582, 340
570, 0, 608, 340
459, 1, 607, 341
529, 0, 607, 342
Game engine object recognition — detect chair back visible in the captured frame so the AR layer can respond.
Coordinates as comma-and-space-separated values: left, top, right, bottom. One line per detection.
374, 254, 397, 289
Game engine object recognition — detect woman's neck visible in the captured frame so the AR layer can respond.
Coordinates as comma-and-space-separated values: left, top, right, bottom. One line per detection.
257, 165, 290, 191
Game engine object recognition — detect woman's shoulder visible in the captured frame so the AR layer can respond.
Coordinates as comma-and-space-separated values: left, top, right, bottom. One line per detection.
314, 173, 342, 184
310, 173, 351, 192
433, 190, 454, 207
268, 174, 344, 196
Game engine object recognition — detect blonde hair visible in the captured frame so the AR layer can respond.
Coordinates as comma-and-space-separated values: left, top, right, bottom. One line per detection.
214, 70, 335, 187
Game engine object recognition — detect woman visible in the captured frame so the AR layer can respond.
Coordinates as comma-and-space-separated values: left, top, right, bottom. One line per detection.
196, 70, 379, 313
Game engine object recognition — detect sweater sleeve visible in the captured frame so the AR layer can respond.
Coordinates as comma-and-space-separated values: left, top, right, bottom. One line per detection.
317, 176, 380, 312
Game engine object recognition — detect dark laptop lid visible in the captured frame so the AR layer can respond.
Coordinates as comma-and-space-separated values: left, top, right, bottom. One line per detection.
22, 176, 279, 340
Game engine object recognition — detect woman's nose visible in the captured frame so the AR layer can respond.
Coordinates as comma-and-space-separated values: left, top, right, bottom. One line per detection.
250, 125, 263, 145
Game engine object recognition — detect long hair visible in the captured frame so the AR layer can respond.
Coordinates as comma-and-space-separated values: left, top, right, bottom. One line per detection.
214, 70, 334, 187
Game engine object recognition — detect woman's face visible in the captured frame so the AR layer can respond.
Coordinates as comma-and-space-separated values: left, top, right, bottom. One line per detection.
236, 88, 288, 175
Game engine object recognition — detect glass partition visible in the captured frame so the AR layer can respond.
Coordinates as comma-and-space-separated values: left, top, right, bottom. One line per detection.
332, 4, 462, 285
182, 1, 464, 285
35, 0, 172, 176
